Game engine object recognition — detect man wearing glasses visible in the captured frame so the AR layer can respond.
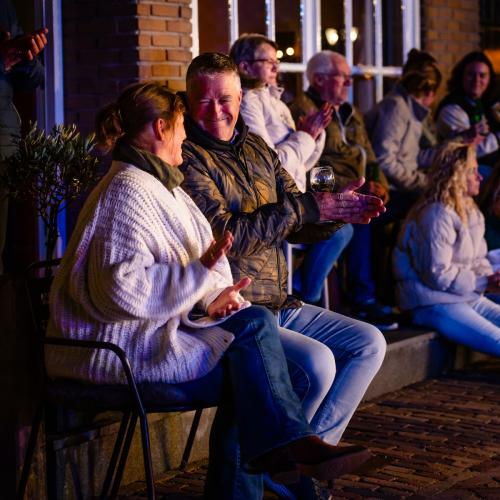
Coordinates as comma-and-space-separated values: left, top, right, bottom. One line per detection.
291, 51, 397, 331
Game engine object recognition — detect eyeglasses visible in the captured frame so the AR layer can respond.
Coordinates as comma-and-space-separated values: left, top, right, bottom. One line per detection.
247, 58, 280, 67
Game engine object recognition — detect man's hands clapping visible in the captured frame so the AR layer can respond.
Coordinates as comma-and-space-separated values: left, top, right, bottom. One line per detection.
297, 103, 334, 141
313, 177, 386, 224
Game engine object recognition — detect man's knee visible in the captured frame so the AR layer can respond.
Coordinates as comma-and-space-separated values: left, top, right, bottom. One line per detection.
299, 342, 336, 385
359, 323, 387, 361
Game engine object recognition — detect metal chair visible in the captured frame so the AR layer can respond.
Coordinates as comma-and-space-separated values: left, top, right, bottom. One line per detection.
17, 260, 210, 500
284, 242, 330, 309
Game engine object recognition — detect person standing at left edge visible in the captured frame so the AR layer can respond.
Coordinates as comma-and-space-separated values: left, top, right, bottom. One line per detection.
0, 0, 48, 273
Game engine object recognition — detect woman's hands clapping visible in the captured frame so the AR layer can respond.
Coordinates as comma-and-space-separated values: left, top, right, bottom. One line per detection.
200, 230, 234, 269
201, 230, 252, 319
207, 278, 252, 319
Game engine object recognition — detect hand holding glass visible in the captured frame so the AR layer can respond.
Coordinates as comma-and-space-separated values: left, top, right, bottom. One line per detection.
310, 166, 335, 193
310, 166, 336, 224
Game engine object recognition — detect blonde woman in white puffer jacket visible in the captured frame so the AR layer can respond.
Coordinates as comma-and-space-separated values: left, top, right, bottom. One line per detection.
394, 142, 500, 355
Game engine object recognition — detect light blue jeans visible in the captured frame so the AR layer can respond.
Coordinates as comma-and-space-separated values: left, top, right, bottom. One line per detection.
413, 297, 500, 356
279, 304, 387, 444
292, 224, 353, 303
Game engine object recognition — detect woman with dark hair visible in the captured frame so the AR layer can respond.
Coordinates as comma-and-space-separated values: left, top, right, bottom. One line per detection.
46, 81, 369, 499
365, 49, 442, 198
436, 51, 499, 165
394, 142, 500, 355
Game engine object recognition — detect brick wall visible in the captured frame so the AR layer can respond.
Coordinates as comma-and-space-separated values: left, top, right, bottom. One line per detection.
63, 0, 192, 135
421, 0, 481, 98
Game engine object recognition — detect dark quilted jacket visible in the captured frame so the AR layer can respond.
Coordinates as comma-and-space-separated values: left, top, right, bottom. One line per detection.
180, 115, 342, 310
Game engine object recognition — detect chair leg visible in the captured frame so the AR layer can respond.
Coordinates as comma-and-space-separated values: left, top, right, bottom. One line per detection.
138, 412, 156, 500
16, 402, 44, 500
109, 413, 138, 499
100, 412, 132, 500
179, 409, 203, 471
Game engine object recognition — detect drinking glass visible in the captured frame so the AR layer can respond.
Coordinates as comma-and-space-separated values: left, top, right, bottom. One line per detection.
310, 165, 336, 224
310, 165, 336, 193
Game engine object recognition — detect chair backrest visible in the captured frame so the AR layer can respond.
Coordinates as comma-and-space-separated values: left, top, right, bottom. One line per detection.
25, 259, 61, 341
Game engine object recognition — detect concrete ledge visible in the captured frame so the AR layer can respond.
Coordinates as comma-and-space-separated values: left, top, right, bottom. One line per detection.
363, 328, 452, 401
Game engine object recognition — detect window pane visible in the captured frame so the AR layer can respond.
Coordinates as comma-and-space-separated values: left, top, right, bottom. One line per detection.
276, 0, 302, 62
352, 74, 376, 113
352, 0, 375, 66
239, 0, 267, 35
382, 0, 403, 66
279, 72, 304, 104
198, 0, 230, 53
321, 1, 345, 54
383, 76, 398, 96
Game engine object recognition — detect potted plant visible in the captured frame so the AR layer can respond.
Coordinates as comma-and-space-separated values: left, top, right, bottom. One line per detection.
1, 122, 100, 261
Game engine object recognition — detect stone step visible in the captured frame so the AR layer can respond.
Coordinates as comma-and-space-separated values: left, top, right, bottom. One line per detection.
364, 327, 489, 401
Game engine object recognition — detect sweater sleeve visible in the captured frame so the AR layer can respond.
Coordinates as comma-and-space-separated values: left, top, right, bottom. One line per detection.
371, 98, 427, 191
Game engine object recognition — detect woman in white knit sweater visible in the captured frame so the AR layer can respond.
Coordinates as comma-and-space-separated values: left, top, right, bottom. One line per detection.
47, 82, 368, 498
394, 143, 500, 355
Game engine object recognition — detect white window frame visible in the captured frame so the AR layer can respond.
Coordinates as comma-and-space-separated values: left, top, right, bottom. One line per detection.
191, 0, 420, 102
35, 0, 66, 257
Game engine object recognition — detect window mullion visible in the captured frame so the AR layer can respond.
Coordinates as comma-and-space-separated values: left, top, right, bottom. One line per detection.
229, 0, 239, 46
266, 0, 276, 41
302, 0, 320, 65
373, 0, 383, 102
402, 0, 420, 63
344, 0, 353, 67
191, 0, 199, 57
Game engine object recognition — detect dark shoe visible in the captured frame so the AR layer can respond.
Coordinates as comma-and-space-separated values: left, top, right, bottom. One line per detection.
297, 445, 371, 481
254, 437, 371, 485
354, 301, 399, 331
273, 436, 371, 484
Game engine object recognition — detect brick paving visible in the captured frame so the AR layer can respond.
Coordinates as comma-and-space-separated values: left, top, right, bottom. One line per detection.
119, 359, 500, 499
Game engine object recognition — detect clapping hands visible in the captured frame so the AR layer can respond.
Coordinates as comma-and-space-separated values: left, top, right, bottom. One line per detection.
0, 27, 48, 72
297, 103, 334, 141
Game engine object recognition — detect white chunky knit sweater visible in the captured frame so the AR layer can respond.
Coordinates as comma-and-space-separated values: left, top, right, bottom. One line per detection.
47, 161, 242, 385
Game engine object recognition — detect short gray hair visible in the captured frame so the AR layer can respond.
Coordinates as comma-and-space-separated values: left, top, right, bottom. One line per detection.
306, 50, 346, 85
186, 52, 241, 94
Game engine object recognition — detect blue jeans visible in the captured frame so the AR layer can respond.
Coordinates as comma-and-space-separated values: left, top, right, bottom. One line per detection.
191, 305, 315, 500
413, 297, 500, 356
279, 304, 387, 444
293, 224, 353, 303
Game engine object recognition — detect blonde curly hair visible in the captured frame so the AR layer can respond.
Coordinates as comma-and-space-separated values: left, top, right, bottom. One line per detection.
408, 142, 475, 223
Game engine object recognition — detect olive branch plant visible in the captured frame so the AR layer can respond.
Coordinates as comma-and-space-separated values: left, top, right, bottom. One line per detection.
1, 122, 101, 261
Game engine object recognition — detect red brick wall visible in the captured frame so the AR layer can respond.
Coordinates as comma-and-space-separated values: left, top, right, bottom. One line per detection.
421, 0, 481, 98
63, 0, 192, 135
136, 0, 192, 91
